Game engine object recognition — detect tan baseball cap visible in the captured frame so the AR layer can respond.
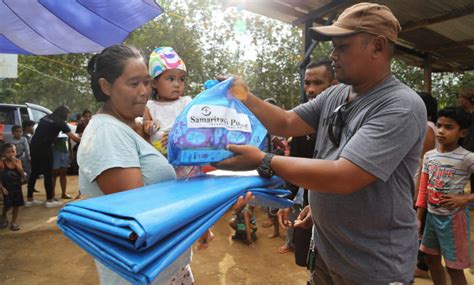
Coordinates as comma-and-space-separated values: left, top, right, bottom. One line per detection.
309, 2, 401, 43
459, 87, 474, 101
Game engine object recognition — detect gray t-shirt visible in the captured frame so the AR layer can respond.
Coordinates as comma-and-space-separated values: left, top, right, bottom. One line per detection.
294, 75, 426, 284
77, 114, 191, 285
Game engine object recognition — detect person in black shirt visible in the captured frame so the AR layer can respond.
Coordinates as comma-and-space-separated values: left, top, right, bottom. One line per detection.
26, 106, 80, 208
277, 59, 336, 264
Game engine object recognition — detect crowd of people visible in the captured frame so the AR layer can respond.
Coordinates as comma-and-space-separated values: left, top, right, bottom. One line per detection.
2, 2, 474, 285
0, 107, 91, 231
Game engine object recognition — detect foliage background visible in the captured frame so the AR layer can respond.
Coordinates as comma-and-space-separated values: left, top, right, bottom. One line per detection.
1, 0, 473, 114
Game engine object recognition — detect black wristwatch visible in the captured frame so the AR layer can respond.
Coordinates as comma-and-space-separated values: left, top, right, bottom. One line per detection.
257, 153, 274, 178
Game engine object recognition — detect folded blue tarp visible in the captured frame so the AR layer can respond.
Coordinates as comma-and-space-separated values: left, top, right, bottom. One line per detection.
57, 174, 292, 284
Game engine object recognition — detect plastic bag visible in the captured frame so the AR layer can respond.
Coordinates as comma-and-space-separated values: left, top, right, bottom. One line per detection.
168, 77, 268, 166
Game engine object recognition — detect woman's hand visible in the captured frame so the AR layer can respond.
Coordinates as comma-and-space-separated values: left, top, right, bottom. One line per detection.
293, 205, 313, 229
213, 144, 265, 171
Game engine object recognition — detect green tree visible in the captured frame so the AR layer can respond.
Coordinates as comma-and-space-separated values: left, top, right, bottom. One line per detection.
4, 0, 474, 114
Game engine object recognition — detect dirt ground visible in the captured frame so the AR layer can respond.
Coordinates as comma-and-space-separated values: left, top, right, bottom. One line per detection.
1, 176, 474, 285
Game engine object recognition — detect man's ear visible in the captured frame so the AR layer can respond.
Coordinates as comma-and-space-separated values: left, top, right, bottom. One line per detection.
460, 128, 469, 138
98, 78, 111, 97
372, 36, 388, 57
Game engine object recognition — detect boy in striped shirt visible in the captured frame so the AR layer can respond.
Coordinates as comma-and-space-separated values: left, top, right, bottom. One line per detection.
416, 107, 474, 285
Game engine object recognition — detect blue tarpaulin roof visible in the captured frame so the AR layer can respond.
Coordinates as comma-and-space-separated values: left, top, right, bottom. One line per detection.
0, 0, 163, 55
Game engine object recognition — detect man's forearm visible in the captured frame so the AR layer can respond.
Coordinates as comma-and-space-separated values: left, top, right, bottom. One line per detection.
242, 93, 314, 137
271, 155, 376, 195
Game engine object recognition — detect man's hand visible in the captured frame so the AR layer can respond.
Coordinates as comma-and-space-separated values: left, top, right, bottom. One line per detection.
1, 187, 8, 195
230, 77, 249, 101
277, 208, 291, 229
216, 75, 249, 101
441, 194, 470, 209
213, 144, 265, 171
294, 205, 313, 229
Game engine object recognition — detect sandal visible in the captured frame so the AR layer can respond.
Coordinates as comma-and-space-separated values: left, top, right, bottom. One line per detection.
61, 194, 72, 199
10, 224, 20, 231
0, 217, 8, 229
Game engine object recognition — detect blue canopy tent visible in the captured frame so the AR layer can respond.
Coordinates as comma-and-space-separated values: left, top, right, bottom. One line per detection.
0, 0, 163, 55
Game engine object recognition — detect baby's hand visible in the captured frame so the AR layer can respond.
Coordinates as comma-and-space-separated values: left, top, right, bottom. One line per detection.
143, 120, 159, 136
160, 132, 169, 147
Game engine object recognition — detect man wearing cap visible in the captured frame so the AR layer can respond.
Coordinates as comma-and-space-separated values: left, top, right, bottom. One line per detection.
216, 3, 426, 284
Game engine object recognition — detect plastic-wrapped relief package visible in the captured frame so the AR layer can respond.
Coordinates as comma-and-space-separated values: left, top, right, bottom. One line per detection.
167, 78, 268, 166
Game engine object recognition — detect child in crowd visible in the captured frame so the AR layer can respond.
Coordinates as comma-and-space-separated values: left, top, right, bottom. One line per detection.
144, 47, 213, 253
143, 47, 202, 179
21, 119, 35, 145
0, 143, 25, 231
52, 135, 71, 199
76, 109, 92, 135
229, 204, 257, 245
8, 125, 30, 183
416, 107, 474, 285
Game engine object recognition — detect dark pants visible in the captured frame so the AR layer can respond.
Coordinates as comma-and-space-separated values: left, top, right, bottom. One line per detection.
311, 252, 361, 285
27, 145, 53, 200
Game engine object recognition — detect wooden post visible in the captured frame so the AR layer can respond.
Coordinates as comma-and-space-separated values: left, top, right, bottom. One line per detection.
423, 54, 432, 94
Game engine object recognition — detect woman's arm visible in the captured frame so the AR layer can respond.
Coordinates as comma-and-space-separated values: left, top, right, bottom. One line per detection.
66, 131, 81, 143
95, 167, 144, 195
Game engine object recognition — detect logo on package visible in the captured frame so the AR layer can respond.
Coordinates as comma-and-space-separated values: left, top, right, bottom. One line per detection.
201, 106, 211, 116
187, 105, 252, 132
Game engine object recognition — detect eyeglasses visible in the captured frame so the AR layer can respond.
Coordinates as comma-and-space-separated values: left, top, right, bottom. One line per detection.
327, 102, 347, 147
